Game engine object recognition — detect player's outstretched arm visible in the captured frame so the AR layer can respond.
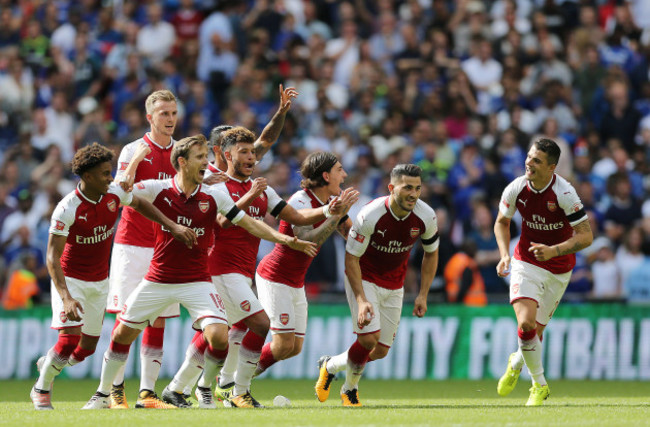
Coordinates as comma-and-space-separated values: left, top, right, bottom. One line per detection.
494, 211, 512, 277
529, 218, 594, 262
414, 249, 438, 318
116, 142, 151, 191
217, 177, 268, 228
237, 214, 318, 257
254, 84, 299, 160
46, 234, 84, 321
130, 195, 198, 248
345, 252, 374, 329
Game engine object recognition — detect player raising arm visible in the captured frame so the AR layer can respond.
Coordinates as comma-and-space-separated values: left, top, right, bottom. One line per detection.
494, 138, 592, 406
30, 143, 195, 410
315, 164, 439, 407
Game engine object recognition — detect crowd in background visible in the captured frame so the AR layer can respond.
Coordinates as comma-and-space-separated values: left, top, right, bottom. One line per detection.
1, 0, 650, 309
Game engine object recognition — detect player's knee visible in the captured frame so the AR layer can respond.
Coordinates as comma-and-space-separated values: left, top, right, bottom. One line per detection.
371, 346, 389, 360
518, 319, 537, 332
203, 324, 228, 350
290, 340, 303, 357
247, 313, 270, 337
273, 337, 295, 360
357, 333, 379, 350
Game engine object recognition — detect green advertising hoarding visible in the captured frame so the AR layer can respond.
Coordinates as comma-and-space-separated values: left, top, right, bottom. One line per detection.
1, 303, 649, 380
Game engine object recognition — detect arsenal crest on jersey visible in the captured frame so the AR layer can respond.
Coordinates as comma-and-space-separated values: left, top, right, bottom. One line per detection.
410, 227, 420, 238
107, 199, 116, 212
199, 200, 209, 213
280, 313, 290, 325
59, 311, 67, 323
240, 300, 251, 312
547, 201, 557, 212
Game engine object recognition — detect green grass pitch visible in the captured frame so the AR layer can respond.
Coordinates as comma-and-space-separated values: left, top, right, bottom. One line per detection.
1, 379, 648, 426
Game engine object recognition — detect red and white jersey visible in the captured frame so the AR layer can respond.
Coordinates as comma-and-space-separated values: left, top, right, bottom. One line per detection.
499, 174, 588, 274
209, 175, 286, 278
257, 189, 329, 288
133, 178, 244, 284
203, 162, 223, 180
114, 133, 176, 248
50, 183, 133, 282
346, 196, 439, 290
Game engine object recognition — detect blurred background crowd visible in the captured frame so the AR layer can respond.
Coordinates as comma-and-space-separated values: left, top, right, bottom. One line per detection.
1, 0, 650, 310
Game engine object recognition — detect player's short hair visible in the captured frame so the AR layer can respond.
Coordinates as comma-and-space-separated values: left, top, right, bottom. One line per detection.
145, 89, 176, 115
300, 152, 339, 190
221, 126, 256, 152
390, 164, 422, 182
70, 143, 115, 177
209, 125, 234, 148
533, 137, 561, 166
171, 134, 207, 170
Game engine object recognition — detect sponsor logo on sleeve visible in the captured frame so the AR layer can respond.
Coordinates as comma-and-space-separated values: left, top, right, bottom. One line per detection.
502, 200, 509, 208
107, 199, 116, 212
136, 182, 145, 190
199, 200, 209, 213
547, 201, 557, 212
350, 229, 365, 243
572, 203, 582, 212
119, 162, 129, 171
55, 220, 65, 231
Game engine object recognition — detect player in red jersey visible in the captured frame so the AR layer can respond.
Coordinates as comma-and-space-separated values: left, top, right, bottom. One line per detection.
494, 138, 593, 406
162, 128, 358, 408
82, 135, 317, 410
253, 152, 356, 378
30, 143, 196, 410
106, 90, 181, 408
314, 164, 440, 407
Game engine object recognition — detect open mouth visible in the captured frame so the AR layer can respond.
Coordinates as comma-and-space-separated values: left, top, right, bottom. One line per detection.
199, 169, 206, 177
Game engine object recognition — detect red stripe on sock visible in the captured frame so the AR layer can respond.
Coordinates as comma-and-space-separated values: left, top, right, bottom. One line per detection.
53, 334, 81, 358
110, 340, 131, 354
207, 344, 229, 360
71, 346, 94, 362
518, 328, 537, 341
348, 340, 371, 365
241, 330, 265, 352
192, 331, 208, 353
232, 321, 247, 331
257, 342, 277, 371
142, 326, 164, 349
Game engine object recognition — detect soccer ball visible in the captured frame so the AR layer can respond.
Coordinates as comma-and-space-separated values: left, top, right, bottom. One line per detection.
273, 395, 291, 407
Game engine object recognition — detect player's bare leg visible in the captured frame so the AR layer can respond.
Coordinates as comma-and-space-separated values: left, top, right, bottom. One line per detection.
513, 299, 550, 406
255, 333, 303, 376
230, 312, 269, 408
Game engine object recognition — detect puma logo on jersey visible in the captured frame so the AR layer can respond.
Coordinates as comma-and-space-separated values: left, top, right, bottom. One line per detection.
377, 229, 386, 237
518, 199, 527, 207
163, 197, 173, 207
78, 214, 88, 221
232, 192, 240, 199
142, 157, 153, 164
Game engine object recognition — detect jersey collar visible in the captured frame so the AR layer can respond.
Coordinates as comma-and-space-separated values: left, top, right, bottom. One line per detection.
144, 132, 174, 150
172, 176, 201, 198
75, 183, 102, 205
385, 196, 412, 221
527, 174, 556, 194
306, 188, 327, 206
226, 173, 250, 183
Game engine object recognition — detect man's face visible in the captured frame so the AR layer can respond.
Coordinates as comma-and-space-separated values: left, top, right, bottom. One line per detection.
324, 161, 347, 196
227, 142, 256, 178
182, 144, 209, 185
147, 100, 178, 137
389, 175, 422, 212
525, 145, 554, 183
84, 161, 114, 195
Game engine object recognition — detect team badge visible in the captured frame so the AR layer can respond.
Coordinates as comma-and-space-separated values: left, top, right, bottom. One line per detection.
547, 201, 557, 212
512, 283, 520, 295
240, 300, 251, 312
280, 313, 290, 325
121, 304, 128, 315
107, 199, 116, 212
410, 227, 420, 238
113, 295, 118, 307
59, 311, 67, 323
136, 182, 145, 190
55, 220, 65, 231
199, 200, 209, 213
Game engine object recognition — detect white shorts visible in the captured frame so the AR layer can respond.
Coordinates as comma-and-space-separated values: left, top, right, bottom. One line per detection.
212, 273, 264, 326
509, 259, 572, 326
255, 273, 307, 336
344, 277, 404, 348
120, 280, 227, 331
51, 277, 108, 336
107, 243, 179, 317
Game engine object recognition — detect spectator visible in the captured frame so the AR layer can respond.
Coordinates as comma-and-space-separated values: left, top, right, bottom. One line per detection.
588, 236, 622, 300
600, 79, 642, 155
136, 3, 176, 66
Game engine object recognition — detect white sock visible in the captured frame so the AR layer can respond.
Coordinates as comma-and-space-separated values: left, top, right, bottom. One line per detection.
199, 348, 227, 389
98, 346, 130, 395
173, 343, 204, 394
140, 349, 163, 392
35, 348, 67, 390
326, 351, 348, 375
219, 327, 246, 386
519, 334, 546, 385
113, 362, 126, 386
510, 349, 524, 370
233, 344, 261, 396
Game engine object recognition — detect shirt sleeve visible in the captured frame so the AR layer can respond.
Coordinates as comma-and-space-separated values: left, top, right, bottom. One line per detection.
49, 200, 75, 237
419, 205, 440, 253
345, 209, 374, 257
131, 179, 162, 203
558, 182, 588, 227
265, 186, 287, 218
114, 143, 136, 182
212, 184, 245, 224
108, 182, 133, 206
498, 179, 521, 219
288, 193, 315, 233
